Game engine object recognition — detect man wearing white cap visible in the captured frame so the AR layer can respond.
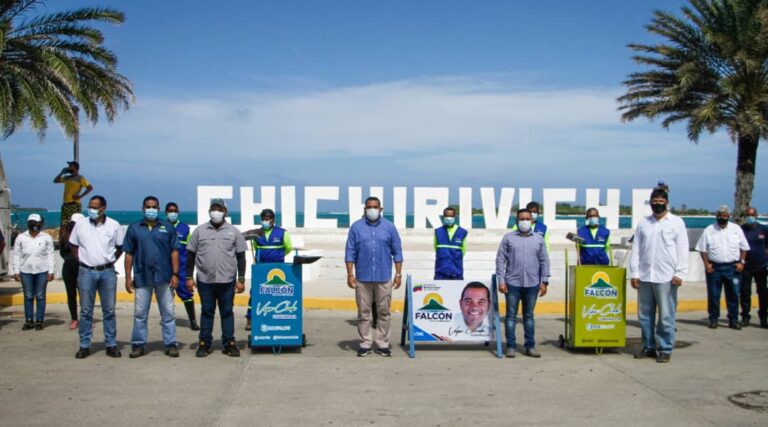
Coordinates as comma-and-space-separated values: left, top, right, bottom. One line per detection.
11, 214, 55, 330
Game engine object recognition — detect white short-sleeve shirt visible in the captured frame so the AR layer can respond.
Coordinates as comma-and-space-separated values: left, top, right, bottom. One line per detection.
695, 222, 750, 263
69, 217, 125, 267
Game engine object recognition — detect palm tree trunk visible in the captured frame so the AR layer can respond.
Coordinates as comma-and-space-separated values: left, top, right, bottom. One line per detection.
0, 153, 10, 274
733, 133, 759, 222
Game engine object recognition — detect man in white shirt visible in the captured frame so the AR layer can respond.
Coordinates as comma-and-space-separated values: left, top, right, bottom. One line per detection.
629, 188, 689, 363
695, 205, 749, 330
69, 195, 125, 359
11, 213, 55, 330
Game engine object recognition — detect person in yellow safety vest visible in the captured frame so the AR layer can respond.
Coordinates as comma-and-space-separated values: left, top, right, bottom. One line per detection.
576, 208, 612, 265
434, 207, 468, 280
245, 208, 292, 331
512, 201, 550, 252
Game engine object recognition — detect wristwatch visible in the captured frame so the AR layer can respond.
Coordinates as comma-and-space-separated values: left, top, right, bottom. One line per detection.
542, 281, 549, 285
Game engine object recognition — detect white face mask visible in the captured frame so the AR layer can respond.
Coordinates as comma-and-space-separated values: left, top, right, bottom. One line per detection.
530, 212, 539, 222
209, 210, 225, 224
517, 220, 532, 233
365, 208, 380, 221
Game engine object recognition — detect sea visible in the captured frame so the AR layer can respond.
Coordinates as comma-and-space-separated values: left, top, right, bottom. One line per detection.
10, 210, 728, 231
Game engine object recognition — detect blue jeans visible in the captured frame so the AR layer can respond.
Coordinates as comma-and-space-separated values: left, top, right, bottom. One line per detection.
77, 267, 117, 348
198, 281, 235, 346
505, 286, 539, 350
637, 281, 678, 354
131, 283, 177, 347
20, 272, 48, 322
706, 264, 740, 321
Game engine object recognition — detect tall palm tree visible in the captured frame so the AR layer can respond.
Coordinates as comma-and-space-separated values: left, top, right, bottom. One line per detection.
618, 0, 768, 220
0, 0, 133, 271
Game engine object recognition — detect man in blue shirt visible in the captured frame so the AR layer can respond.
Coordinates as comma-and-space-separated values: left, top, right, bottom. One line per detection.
123, 196, 181, 358
165, 202, 198, 331
740, 207, 768, 328
345, 197, 403, 357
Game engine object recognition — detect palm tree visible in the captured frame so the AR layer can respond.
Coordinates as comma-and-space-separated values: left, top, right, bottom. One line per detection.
0, 0, 133, 271
618, 0, 768, 221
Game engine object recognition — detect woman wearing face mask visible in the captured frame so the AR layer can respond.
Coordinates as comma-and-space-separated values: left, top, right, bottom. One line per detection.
576, 208, 612, 266
11, 214, 55, 330
60, 213, 85, 329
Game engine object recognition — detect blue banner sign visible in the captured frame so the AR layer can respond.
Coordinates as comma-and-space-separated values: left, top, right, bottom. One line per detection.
250, 263, 303, 348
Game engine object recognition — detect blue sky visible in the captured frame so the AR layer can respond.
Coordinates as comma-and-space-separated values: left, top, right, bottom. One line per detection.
4, 0, 764, 211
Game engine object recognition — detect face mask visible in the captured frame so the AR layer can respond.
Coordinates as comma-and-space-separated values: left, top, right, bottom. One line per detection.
28, 223, 41, 232
443, 217, 456, 227
531, 212, 539, 222
261, 220, 273, 230
517, 220, 532, 233
366, 208, 380, 221
587, 217, 599, 227
745, 216, 757, 225
166, 212, 179, 222
651, 203, 667, 214
144, 208, 159, 221
209, 210, 225, 224
716, 217, 729, 226
88, 208, 100, 221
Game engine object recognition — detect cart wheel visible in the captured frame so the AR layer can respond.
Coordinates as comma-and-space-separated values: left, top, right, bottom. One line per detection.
484, 341, 490, 347
302, 334, 307, 348
558, 334, 565, 348
247, 336, 252, 349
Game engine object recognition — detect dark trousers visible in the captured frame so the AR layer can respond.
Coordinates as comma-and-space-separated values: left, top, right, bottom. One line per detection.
62, 257, 79, 320
740, 267, 768, 321
197, 281, 235, 346
706, 263, 740, 322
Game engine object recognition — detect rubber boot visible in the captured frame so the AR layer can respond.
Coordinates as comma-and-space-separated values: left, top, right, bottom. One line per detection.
184, 300, 200, 331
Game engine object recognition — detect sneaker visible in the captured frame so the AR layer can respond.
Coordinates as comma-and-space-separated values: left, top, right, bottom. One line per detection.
245, 318, 251, 331
505, 347, 516, 358
376, 347, 392, 357
195, 341, 212, 358
634, 348, 658, 359
106, 346, 122, 358
75, 347, 90, 359
34, 321, 44, 331
708, 319, 718, 329
656, 352, 671, 363
223, 341, 240, 357
357, 347, 372, 357
190, 320, 200, 331
524, 348, 541, 358
728, 321, 742, 330
165, 345, 179, 358
22, 320, 34, 331
129, 346, 146, 359
69, 320, 79, 330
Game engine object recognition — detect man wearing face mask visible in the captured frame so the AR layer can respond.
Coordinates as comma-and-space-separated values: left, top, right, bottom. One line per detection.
696, 205, 750, 330
68, 195, 124, 359
11, 214, 55, 331
434, 207, 468, 280
512, 201, 550, 252
345, 197, 403, 357
245, 208, 293, 331
165, 202, 198, 330
496, 209, 550, 358
186, 198, 247, 358
53, 161, 93, 224
739, 207, 768, 328
123, 196, 181, 358
576, 208, 612, 265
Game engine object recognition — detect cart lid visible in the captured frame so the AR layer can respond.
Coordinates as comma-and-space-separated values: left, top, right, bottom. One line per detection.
293, 255, 322, 265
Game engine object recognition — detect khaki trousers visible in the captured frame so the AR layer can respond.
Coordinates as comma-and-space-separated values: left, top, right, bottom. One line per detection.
355, 280, 392, 349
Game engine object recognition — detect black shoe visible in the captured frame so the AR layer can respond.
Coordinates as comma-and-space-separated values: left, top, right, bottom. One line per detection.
195, 341, 211, 358
129, 346, 146, 359
22, 320, 34, 331
708, 320, 718, 329
760, 319, 768, 329
634, 348, 658, 359
376, 347, 392, 357
106, 346, 122, 358
357, 347, 372, 357
34, 321, 43, 330
741, 317, 750, 327
190, 320, 200, 331
728, 321, 742, 330
656, 352, 671, 363
245, 318, 251, 331
165, 345, 179, 358
75, 347, 90, 359
223, 341, 240, 357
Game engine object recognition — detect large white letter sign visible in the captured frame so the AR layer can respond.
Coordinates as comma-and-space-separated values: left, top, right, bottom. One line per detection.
632, 188, 653, 229
280, 186, 296, 228
240, 186, 276, 229
459, 187, 473, 229
393, 187, 407, 229
480, 187, 515, 229
414, 187, 449, 229
585, 189, 620, 230
304, 186, 339, 228
197, 186, 232, 225
543, 188, 576, 230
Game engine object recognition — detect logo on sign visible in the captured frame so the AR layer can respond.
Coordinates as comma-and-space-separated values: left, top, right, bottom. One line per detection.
415, 292, 453, 321
259, 268, 295, 296
584, 272, 618, 299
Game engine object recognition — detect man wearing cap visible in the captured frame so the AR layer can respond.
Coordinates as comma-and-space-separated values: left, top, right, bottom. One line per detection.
69, 195, 124, 359
245, 208, 292, 331
434, 207, 468, 280
11, 214, 55, 330
577, 208, 612, 266
185, 198, 247, 358
740, 207, 768, 328
629, 188, 689, 363
53, 161, 93, 224
696, 205, 750, 330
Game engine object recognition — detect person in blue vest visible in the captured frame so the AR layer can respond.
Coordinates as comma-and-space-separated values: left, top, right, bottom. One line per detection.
577, 208, 612, 265
245, 208, 293, 331
434, 207, 468, 280
165, 202, 199, 331
512, 201, 550, 252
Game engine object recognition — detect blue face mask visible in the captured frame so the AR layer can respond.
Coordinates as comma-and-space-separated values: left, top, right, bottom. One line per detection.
166, 212, 179, 222
144, 208, 159, 221
261, 220, 273, 230
745, 216, 757, 225
87, 208, 100, 221
587, 217, 599, 227
443, 216, 456, 227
